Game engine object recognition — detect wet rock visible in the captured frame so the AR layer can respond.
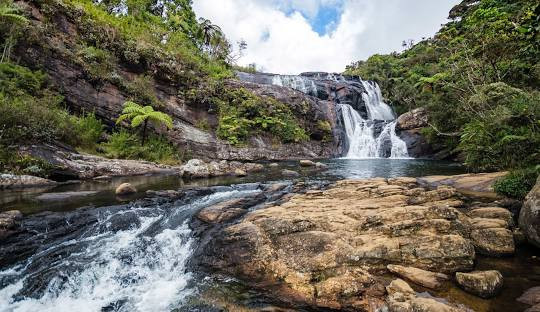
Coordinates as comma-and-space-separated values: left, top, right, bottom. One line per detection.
417, 172, 507, 197
315, 162, 328, 169
0, 210, 23, 240
299, 160, 316, 167
386, 278, 467, 312
269, 163, 279, 168
115, 183, 137, 195
0, 174, 57, 189
233, 169, 247, 177
200, 178, 477, 311
518, 287, 540, 307
455, 270, 503, 298
387, 264, 449, 289
35, 191, 98, 201
519, 176, 540, 248
468, 207, 513, 225
281, 169, 300, 177
470, 228, 515, 256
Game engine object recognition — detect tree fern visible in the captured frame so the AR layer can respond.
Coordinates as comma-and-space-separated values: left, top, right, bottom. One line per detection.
117, 101, 173, 146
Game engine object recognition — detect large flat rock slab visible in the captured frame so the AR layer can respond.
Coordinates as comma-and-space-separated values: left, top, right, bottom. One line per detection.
201, 177, 490, 311
418, 172, 507, 198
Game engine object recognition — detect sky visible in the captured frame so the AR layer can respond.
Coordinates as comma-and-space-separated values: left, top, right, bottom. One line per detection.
193, 0, 461, 74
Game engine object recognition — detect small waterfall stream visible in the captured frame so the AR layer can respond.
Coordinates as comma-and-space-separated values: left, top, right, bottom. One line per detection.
269, 73, 410, 159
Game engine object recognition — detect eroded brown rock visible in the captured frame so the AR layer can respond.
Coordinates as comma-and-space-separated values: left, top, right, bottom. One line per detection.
387, 264, 449, 289
201, 178, 482, 311
455, 270, 503, 298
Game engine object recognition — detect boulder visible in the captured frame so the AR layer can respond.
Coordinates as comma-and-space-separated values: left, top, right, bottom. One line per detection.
470, 228, 515, 256
182, 159, 210, 178
315, 162, 328, 169
387, 265, 449, 289
234, 169, 247, 177
519, 176, 540, 248
115, 183, 137, 195
396, 108, 428, 131
269, 163, 279, 168
299, 160, 316, 167
0, 174, 57, 189
282, 169, 300, 177
0, 210, 23, 240
455, 270, 503, 298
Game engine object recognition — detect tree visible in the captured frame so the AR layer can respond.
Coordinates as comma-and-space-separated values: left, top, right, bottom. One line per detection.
0, 1, 28, 63
116, 101, 173, 146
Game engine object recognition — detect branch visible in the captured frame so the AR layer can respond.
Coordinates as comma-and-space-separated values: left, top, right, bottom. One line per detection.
428, 123, 461, 137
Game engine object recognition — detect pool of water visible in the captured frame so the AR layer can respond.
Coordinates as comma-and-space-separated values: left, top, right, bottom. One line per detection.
1, 159, 466, 215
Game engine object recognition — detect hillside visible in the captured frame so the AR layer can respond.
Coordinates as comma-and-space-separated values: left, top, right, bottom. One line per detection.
345, 0, 540, 172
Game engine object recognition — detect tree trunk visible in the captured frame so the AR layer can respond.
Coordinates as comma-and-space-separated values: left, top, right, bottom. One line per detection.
141, 119, 148, 146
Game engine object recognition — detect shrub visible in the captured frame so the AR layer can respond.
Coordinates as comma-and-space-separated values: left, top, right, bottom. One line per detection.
101, 130, 180, 164
0, 147, 54, 177
72, 112, 105, 150
494, 166, 539, 200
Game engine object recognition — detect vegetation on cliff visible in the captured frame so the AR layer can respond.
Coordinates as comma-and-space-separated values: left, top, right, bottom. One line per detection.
345, 0, 539, 173
0, 0, 310, 175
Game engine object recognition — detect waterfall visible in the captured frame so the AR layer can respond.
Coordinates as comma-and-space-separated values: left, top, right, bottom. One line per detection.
340, 81, 409, 159
271, 75, 318, 96
266, 72, 409, 159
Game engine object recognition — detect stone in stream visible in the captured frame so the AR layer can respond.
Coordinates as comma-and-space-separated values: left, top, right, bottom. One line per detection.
115, 183, 137, 195
233, 169, 247, 177
268, 163, 279, 168
299, 160, 316, 167
35, 191, 98, 201
386, 278, 465, 312
518, 287, 540, 311
0, 210, 23, 240
455, 270, 503, 298
281, 169, 300, 177
387, 264, 449, 289
519, 176, 540, 248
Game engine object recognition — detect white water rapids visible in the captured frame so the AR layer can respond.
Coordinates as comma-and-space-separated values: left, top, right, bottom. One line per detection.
0, 189, 260, 312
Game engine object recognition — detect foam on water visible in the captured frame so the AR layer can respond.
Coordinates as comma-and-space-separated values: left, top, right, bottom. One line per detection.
0, 189, 259, 312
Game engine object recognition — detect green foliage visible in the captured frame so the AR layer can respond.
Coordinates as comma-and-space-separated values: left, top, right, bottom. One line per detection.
215, 88, 308, 145
120, 75, 161, 107
101, 130, 180, 164
494, 166, 539, 199
0, 0, 28, 62
72, 112, 105, 151
116, 101, 173, 145
75, 45, 115, 84
345, 0, 540, 171
0, 147, 55, 177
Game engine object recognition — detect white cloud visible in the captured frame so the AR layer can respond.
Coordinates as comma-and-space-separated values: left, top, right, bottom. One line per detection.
193, 0, 460, 74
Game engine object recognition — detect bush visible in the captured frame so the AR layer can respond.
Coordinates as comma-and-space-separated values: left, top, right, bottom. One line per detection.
72, 112, 105, 150
101, 130, 180, 164
494, 167, 539, 200
0, 147, 54, 178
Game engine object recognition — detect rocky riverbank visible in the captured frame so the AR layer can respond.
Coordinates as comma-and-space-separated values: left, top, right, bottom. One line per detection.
193, 174, 538, 311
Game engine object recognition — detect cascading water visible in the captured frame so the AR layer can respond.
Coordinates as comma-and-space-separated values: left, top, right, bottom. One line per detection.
0, 187, 261, 312
268, 73, 409, 159
339, 80, 409, 159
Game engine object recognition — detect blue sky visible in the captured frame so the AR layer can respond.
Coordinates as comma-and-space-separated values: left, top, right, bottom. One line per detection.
194, 0, 461, 74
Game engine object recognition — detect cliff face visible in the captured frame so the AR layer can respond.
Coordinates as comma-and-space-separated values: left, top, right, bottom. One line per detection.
13, 0, 340, 161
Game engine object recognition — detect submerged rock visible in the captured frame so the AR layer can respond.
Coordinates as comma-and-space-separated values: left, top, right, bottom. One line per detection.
518, 287, 540, 308
387, 264, 449, 289
281, 169, 300, 177
519, 176, 540, 248
455, 270, 503, 298
115, 183, 137, 195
